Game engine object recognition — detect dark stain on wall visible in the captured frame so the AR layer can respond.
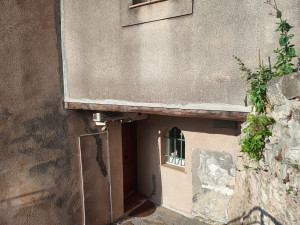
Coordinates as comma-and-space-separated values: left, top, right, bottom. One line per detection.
1, 108, 13, 118
0, 1, 84, 224
149, 174, 156, 198
18, 148, 34, 155
10, 98, 71, 155
55, 195, 69, 208
28, 157, 69, 177
81, 112, 108, 177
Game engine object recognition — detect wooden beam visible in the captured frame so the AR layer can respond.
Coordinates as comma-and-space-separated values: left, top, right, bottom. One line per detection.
64, 102, 248, 121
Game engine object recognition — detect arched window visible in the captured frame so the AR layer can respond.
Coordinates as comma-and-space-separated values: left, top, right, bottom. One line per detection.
165, 127, 185, 167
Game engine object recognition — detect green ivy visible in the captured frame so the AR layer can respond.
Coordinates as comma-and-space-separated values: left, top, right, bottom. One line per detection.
234, 56, 274, 113
234, 0, 297, 162
239, 114, 274, 161
268, 0, 297, 76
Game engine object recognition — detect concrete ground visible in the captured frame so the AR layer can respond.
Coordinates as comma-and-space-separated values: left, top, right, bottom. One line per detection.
114, 206, 211, 225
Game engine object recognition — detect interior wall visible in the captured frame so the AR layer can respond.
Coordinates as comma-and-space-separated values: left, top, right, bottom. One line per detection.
108, 122, 124, 221
136, 115, 240, 214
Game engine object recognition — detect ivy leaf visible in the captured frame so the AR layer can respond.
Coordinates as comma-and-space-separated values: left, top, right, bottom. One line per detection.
284, 65, 293, 74
254, 135, 262, 141
279, 35, 287, 46
244, 95, 248, 107
277, 54, 284, 61
287, 48, 296, 57
276, 10, 282, 18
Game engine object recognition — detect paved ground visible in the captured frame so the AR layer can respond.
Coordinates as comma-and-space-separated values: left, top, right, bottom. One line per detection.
114, 206, 211, 225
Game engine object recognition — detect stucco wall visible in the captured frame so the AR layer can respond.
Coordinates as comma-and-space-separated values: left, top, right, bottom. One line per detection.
0, 1, 122, 225
136, 115, 240, 215
62, 0, 300, 112
80, 122, 123, 225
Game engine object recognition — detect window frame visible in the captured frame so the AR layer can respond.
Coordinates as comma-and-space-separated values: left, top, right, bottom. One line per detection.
164, 127, 185, 168
130, 0, 168, 9
121, 0, 193, 27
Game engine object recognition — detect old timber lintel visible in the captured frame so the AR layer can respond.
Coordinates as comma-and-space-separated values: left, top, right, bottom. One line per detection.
64, 102, 248, 121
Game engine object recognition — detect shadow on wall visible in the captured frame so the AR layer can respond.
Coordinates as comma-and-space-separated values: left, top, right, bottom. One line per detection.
136, 115, 242, 216
0, 188, 56, 208
226, 206, 283, 225
136, 119, 163, 206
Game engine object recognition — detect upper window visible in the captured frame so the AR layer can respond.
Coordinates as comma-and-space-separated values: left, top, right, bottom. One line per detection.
130, 0, 167, 9
133, 0, 149, 4
121, 0, 193, 27
165, 127, 185, 167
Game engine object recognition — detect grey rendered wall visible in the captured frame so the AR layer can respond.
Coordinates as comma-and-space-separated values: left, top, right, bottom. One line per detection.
0, 1, 120, 224
62, 0, 300, 112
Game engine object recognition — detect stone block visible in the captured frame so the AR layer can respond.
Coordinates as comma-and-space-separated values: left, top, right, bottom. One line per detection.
289, 120, 300, 145
264, 148, 276, 173
280, 163, 287, 179
281, 73, 300, 100
293, 109, 300, 123
266, 76, 286, 106
285, 146, 300, 164
268, 126, 281, 144
192, 149, 235, 224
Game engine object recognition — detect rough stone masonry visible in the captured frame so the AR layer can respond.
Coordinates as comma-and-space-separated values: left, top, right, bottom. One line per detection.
228, 73, 300, 225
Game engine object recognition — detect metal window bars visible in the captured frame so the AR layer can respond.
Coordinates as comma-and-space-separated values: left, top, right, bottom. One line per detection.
165, 127, 185, 167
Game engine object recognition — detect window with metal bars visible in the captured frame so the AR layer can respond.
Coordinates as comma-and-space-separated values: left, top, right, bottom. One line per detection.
165, 127, 185, 167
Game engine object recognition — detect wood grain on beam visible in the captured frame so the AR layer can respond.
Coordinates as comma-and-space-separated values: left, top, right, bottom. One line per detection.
64, 102, 248, 121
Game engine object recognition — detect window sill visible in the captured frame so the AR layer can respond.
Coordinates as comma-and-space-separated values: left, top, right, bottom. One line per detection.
121, 0, 193, 27
162, 163, 185, 173
165, 156, 185, 167
129, 0, 168, 9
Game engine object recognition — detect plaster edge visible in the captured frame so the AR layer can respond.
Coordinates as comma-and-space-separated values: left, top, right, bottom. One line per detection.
60, 0, 69, 99
64, 97, 251, 112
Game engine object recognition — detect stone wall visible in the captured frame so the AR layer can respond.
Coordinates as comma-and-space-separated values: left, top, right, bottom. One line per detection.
228, 73, 300, 225
192, 150, 236, 224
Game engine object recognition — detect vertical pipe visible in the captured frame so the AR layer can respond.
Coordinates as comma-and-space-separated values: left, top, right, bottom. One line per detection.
167, 134, 170, 163
78, 137, 86, 225
78, 131, 112, 225
174, 130, 176, 164
180, 132, 183, 166
298, 56, 300, 74
106, 126, 113, 223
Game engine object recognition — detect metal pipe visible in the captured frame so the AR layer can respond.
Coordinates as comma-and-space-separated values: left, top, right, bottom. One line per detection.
77, 136, 86, 225
78, 129, 113, 225
105, 121, 114, 224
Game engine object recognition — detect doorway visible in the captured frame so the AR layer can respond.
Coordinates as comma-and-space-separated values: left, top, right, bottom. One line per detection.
122, 122, 138, 208
121, 121, 156, 216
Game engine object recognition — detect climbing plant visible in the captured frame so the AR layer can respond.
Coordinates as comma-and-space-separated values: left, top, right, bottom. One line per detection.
267, 0, 297, 76
234, 0, 297, 162
239, 114, 273, 161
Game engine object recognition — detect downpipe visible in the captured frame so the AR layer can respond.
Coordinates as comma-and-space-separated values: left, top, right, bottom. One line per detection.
78, 121, 114, 225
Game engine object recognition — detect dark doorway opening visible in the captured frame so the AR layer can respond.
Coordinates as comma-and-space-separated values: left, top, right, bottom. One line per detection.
121, 121, 156, 216
122, 122, 138, 212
